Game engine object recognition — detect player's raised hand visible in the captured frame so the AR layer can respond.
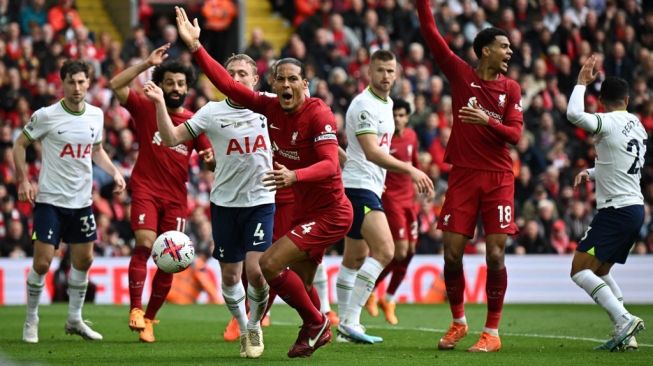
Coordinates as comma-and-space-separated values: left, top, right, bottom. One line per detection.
573, 170, 590, 188
146, 43, 170, 67
175, 6, 201, 52
143, 81, 164, 104
459, 99, 489, 125
262, 162, 297, 191
199, 148, 216, 171
113, 172, 126, 194
17, 180, 36, 204
577, 55, 599, 86
410, 167, 434, 195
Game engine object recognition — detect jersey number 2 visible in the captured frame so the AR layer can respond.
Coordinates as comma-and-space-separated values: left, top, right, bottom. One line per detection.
627, 139, 647, 174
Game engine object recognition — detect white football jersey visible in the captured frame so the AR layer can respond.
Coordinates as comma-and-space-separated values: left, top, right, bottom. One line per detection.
342, 87, 395, 197
23, 100, 104, 208
185, 98, 274, 207
568, 85, 646, 209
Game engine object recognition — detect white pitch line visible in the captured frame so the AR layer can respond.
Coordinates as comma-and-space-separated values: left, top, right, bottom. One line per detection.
272, 321, 652, 348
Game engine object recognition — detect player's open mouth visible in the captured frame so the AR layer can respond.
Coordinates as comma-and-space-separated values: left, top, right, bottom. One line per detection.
281, 92, 293, 100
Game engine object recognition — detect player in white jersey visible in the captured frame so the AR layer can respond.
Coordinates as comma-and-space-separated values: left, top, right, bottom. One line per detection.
336, 50, 433, 344
13, 60, 126, 344
567, 55, 645, 352
145, 54, 272, 359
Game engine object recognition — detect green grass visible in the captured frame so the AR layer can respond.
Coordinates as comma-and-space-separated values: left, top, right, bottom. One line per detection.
0, 304, 651, 365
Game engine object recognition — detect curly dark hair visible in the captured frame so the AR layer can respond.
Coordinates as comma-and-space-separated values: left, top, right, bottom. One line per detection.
151, 60, 195, 86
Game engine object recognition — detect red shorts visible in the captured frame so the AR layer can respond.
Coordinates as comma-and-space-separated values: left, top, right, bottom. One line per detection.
273, 201, 294, 242
287, 197, 353, 263
438, 166, 516, 237
130, 193, 188, 233
382, 198, 418, 243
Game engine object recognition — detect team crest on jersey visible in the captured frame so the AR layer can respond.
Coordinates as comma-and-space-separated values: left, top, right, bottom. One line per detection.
515, 98, 523, 112
443, 214, 451, 226
498, 94, 506, 107
325, 125, 332, 133
291, 131, 299, 145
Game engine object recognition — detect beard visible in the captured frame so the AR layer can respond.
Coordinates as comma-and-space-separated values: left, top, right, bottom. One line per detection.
164, 92, 187, 109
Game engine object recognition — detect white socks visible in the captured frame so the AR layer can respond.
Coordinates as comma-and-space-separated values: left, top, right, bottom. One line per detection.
222, 282, 248, 333
314, 263, 331, 314
246, 284, 269, 330
345, 257, 385, 325
67, 267, 89, 322
336, 265, 357, 321
26, 268, 45, 321
572, 269, 630, 327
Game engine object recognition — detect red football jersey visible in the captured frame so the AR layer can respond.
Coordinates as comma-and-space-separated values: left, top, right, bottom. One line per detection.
125, 91, 211, 204
383, 127, 419, 208
194, 48, 349, 217
417, 0, 523, 172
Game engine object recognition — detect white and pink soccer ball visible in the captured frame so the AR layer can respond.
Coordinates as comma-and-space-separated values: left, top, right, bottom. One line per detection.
151, 230, 195, 273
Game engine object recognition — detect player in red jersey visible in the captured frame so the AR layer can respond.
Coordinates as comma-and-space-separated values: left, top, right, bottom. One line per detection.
176, 7, 352, 358
417, 1, 523, 352
109, 44, 214, 343
365, 99, 420, 325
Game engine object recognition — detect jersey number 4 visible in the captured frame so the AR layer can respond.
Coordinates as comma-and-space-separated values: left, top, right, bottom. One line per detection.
627, 139, 647, 175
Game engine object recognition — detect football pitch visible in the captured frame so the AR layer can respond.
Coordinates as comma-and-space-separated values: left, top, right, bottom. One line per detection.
0, 304, 650, 365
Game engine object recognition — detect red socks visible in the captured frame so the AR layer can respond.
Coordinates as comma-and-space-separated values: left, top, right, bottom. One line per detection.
485, 267, 507, 329
128, 246, 151, 309
444, 266, 465, 319
267, 269, 322, 325
387, 253, 413, 295
144, 269, 173, 320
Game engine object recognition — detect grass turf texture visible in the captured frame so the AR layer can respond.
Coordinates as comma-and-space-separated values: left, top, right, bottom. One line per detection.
0, 304, 650, 365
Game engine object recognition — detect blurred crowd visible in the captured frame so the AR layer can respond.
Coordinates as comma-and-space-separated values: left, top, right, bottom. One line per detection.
1, 0, 653, 258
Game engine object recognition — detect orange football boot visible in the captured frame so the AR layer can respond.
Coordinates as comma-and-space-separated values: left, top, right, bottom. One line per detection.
467, 332, 502, 352
139, 318, 159, 343
128, 308, 145, 331
438, 322, 468, 350
223, 317, 240, 342
365, 292, 379, 317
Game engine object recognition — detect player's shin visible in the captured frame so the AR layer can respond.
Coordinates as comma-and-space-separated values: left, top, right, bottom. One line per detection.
336, 265, 357, 322
247, 284, 269, 329
26, 268, 45, 321
485, 268, 507, 332
67, 267, 89, 322
223, 282, 249, 333
347, 257, 385, 325
314, 263, 332, 313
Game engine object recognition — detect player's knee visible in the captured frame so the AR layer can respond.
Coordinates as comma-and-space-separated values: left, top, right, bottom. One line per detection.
71, 255, 94, 271
259, 254, 280, 279
485, 252, 504, 270
443, 251, 463, 266
372, 244, 394, 266
394, 246, 408, 261
32, 260, 51, 275
221, 272, 240, 286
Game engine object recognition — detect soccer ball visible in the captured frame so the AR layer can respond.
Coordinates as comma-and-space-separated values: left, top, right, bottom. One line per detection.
151, 230, 195, 273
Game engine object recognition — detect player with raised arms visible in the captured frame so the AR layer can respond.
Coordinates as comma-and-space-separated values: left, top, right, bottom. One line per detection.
416, 0, 523, 352
16, 60, 126, 343
109, 44, 214, 343
175, 6, 352, 358
567, 55, 646, 351
145, 53, 273, 358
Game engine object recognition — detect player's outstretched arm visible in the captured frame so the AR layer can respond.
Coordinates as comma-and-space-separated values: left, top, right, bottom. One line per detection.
358, 133, 434, 194
109, 43, 171, 104
142, 80, 192, 146
175, 6, 261, 110
415, 0, 455, 65
13, 133, 36, 204
92, 143, 126, 194
567, 55, 601, 133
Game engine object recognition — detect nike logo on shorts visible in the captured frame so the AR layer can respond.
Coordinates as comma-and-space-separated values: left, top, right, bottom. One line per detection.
500, 223, 511, 229
471, 82, 482, 88
253, 241, 265, 246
